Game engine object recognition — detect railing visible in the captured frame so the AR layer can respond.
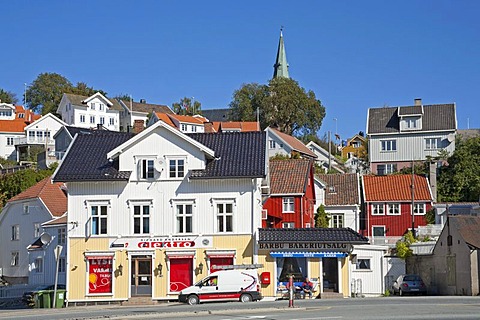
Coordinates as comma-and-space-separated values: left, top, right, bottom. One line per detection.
370, 236, 402, 246
14, 137, 54, 146
0, 164, 32, 176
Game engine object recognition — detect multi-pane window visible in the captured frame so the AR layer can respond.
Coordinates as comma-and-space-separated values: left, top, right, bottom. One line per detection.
99, 103, 104, 111
269, 140, 276, 149
29, 131, 35, 139
356, 258, 371, 270
23, 204, 29, 214
11, 225, 19, 240
58, 257, 66, 273
80, 114, 86, 123
141, 159, 154, 179
192, 125, 197, 132
133, 205, 150, 234
216, 202, 233, 233
381, 140, 397, 151
413, 203, 426, 215
91, 205, 108, 235
331, 214, 344, 228
425, 138, 442, 150
181, 124, 187, 131
100, 117, 105, 125
282, 197, 294, 212
34, 258, 43, 273
176, 203, 193, 234
109, 117, 114, 126
58, 227, 66, 245
91, 103, 96, 110
11, 252, 19, 266
405, 118, 417, 129
372, 226, 385, 237
34, 223, 41, 238
169, 159, 185, 178
387, 203, 400, 215
377, 164, 397, 175
90, 115, 95, 124
282, 222, 295, 228
7, 137, 14, 145
372, 204, 384, 215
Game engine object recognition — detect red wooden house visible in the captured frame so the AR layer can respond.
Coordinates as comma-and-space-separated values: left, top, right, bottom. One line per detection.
361, 174, 433, 244
263, 159, 316, 228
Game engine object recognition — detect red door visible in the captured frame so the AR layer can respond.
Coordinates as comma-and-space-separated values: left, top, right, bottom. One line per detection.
209, 257, 234, 273
169, 258, 193, 292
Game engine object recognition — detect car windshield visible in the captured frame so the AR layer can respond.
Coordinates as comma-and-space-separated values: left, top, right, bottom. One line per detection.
403, 275, 422, 281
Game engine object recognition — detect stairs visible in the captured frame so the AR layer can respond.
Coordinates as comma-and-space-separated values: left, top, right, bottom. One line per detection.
120, 296, 161, 306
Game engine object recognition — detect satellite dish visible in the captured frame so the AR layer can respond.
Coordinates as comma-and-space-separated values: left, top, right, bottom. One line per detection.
40, 233, 52, 245
447, 133, 455, 142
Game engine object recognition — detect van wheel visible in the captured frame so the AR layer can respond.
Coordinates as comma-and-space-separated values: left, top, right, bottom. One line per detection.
187, 295, 199, 305
240, 293, 252, 303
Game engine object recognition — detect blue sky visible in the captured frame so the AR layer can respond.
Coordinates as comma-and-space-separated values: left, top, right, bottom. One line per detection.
2, 1, 479, 140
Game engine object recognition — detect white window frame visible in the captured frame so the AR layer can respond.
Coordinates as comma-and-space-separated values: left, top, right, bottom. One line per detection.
100, 116, 105, 125
99, 103, 104, 111
413, 203, 426, 215
355, 258, 371, 270
58, 227, 66, 245
192, 125, 197, 133
282, 197, 295, 213
11, 225, 20, 240
174, 200, 194, 234
140, 159, 155, 180
90, 115, 95, 124
109, 117, 114, 126
405, 118, 417, 129
331, 214, 344, 228
269, 140, 276, 149
371, 203, 384, 215
282, 222, 295, 228
87, 201, 109, 236
381, 139, 397, 152
34, 222, 41, 238
425, 138, 442, 150
6, 137, 14, 145
80, 114, 86, 123
11, 251, 19, 266
214, 199, 235, 233
168, 157, 186, 179
91, 102, 96, 110
132, 202, 151, 235
387, 203, 400, 215
181, 124, 187, 131
372, 225, 385, 237
23, 204, 29, 214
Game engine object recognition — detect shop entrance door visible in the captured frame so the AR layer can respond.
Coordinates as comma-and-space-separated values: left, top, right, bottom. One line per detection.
322, 258, 338, 292
131, 256, 152, 296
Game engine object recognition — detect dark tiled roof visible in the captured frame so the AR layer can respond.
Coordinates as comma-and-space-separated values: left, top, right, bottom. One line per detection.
270, 159, 311, 194
64, 93, 123, 111
450, 216, 480, 249
53, 131, 135, 182
64, 126, 96, 137
202, 108, 230, 122
258, 228, 369, 243
188, 132, 266, 179
316, 173, 360, 206
121, 100, 174, 114
398, 106, 423, 116
367, 104, 456, 134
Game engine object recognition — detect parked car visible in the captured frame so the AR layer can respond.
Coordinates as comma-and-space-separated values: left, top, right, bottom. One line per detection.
391, 274, 426, 296
22, 284, 66, 306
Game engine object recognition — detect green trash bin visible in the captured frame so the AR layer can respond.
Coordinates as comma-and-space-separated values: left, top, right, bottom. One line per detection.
53, 289, 66, 308
34, 292, 42, 308
41, 290, 52, 308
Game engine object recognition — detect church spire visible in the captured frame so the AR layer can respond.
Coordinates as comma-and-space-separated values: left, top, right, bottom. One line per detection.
273, 27, 289, 79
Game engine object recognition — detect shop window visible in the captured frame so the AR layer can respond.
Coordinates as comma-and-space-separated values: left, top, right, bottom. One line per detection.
209, 257, 234, 273
86, 256, 113, 295
169, 258, 193, 292
277, 257, 307, 283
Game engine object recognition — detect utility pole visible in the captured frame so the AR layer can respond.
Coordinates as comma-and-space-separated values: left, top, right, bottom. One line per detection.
411, 160, 415, 238
328, 131, 331, 172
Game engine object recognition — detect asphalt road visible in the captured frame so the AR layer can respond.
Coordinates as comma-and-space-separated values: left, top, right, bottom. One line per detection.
1, 296, 480, 320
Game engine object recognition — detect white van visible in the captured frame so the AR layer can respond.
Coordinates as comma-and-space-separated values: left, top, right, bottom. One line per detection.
178, 269, 262, 305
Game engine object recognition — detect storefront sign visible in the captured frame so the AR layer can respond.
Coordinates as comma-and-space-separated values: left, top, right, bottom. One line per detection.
110, 236, 213, 250
270, 251, 348, 258
87, 256, 113, 294
259, 242, 351, 251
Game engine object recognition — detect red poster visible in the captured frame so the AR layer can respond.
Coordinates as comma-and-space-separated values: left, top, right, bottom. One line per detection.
88, 257, 113, 294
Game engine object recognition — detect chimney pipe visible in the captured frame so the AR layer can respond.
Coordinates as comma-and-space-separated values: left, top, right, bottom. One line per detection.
414, 98, 422, 106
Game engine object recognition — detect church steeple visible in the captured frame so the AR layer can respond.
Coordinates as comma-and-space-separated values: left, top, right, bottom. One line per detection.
273, 27, 289, 79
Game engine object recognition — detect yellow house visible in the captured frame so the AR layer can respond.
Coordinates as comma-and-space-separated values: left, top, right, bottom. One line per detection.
341, 134, 367, 160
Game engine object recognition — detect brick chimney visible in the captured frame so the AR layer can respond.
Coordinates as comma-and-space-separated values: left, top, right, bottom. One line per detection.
133, 119, 145, 133
414, 98, 422, 106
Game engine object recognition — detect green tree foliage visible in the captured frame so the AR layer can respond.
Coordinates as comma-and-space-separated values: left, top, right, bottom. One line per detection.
437, 136, 480, 202
0, 89, 18, 104
314, 204, 330, 228
229, 77, 326, 136
395, 231, 415, 259
172, 97, 202, 116
425, 208, 435, 225
0, 166, 56, 209
26, 73, 107, 115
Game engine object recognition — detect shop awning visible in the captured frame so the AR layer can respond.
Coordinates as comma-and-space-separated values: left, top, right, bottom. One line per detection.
270, 251, 348, 258
165, 251, 195, 259
205, 250, 235, 258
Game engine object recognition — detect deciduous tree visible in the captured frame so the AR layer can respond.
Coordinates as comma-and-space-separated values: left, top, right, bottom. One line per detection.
172, 97, 201, 116
0, 89, 18, 104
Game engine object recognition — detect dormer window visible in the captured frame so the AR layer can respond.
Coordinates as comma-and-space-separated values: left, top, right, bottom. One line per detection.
18, 113, 25, 118
401, 116, 422, 130
328, 186, 336, 193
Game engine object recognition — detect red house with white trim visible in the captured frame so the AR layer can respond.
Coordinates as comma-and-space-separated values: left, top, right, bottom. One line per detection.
263, 159, 316, 228
361, 174, 433, 245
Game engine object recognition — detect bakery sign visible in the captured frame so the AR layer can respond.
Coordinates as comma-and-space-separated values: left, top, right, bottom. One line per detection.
258, 242, 352, 252
110, 236, 213, 250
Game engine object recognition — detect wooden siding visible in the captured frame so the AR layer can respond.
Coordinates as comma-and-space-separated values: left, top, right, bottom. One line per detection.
369, 132, 455, 163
